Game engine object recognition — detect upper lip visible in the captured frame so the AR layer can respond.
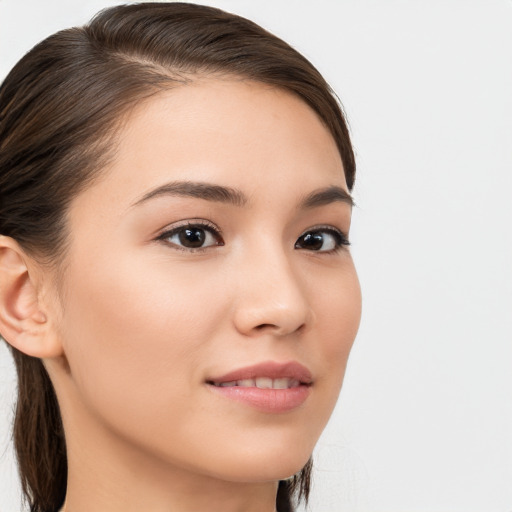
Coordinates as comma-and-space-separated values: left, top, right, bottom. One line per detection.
207, 361, 313, 385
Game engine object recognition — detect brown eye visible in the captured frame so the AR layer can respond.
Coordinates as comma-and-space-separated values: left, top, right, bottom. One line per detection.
295, 228, 349, 252
160, 223, 223, 250
297, 232, 325, 251
179, 227, 206, 248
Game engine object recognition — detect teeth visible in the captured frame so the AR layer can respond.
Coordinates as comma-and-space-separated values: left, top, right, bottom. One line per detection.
273, 378, 289, 389
219, 381, 237, 387
255, 377, 273, 389
214, 378, 301, 389
237, 379, 255, 387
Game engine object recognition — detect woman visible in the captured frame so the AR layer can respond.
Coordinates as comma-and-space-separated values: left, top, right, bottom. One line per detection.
0, 3, 361, 511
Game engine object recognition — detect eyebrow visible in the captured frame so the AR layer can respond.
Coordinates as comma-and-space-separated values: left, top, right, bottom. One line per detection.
131, 181, 353, 209
131, 181, 247, 208
299, 186, 354, 209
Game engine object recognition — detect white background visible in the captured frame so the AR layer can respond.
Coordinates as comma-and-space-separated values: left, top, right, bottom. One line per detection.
1, 1, 511, 511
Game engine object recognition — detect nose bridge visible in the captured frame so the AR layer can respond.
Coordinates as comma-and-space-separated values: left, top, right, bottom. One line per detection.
232, 239, 312, 337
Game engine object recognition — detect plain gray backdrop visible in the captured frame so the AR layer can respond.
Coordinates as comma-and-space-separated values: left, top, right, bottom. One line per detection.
1, 1, 511, 511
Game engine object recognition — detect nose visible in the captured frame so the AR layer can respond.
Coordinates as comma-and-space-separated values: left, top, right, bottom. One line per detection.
232, 248, 313, 338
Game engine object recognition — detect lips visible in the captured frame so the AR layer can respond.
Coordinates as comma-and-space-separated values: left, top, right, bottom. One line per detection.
206, 360, 313, 387
213, 377, 301, 389
206, 361, 313, 413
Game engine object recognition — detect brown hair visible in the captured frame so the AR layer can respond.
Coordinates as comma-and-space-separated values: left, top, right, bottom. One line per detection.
0, 3, 355, 511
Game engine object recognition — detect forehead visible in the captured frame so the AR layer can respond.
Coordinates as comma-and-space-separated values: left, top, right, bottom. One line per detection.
72, 78, 347, 215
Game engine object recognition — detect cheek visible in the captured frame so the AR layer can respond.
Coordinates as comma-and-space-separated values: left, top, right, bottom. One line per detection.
324, 276, 361, 361
58, 253, 227, 423
310, 263, 361, 402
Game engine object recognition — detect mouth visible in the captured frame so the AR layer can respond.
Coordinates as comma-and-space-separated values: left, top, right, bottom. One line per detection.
206, 361, 313, 413
206, 360, 313, 387
208, 377, 303, 389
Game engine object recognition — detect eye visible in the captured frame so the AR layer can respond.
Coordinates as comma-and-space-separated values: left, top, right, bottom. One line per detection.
295, 227, 350, 253
157, 221, 224, 251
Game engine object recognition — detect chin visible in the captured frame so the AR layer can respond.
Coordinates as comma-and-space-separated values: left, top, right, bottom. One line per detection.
252, 458, 310, 483
206, 444, 313, 484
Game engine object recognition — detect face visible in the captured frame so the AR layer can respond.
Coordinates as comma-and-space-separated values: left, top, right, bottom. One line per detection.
50, 78, 361, 483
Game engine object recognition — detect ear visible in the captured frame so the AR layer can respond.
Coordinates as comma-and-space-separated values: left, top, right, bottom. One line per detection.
0, 235, 63, 358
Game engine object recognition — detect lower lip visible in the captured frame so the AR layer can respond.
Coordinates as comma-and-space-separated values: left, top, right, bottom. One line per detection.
207, 384, 311, 413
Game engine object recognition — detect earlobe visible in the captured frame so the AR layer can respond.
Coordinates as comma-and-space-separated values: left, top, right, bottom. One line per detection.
0, 236, 62, 358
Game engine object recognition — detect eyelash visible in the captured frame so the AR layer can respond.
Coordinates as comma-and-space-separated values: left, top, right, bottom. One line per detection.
156, 220, 224, 253
295, 225, 351, 254
156, 221, 350, 254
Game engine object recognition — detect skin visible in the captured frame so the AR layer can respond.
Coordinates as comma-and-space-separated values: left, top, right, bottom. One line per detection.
0, 78, 361, 512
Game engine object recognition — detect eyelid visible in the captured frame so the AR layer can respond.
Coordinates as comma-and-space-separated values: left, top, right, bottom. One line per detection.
296, 224, 351, 252
153, 220, 349, 254
298, 224, 350, 240
155, 219, 224, 252
156, 218, 222, 236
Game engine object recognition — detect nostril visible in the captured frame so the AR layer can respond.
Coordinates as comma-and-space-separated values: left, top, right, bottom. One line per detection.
255, 323, 276, 331
253, 322, 306, 335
